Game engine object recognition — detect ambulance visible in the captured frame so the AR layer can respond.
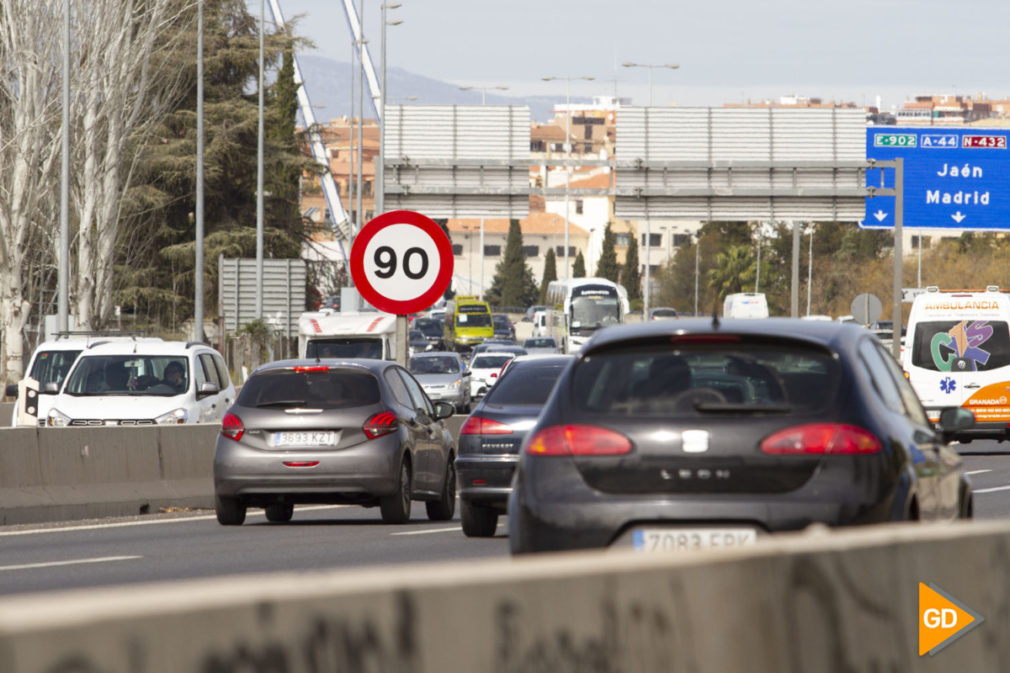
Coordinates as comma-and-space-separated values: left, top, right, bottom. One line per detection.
902, 286, 1010, 442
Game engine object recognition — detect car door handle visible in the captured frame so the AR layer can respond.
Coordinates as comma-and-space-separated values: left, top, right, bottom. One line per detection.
964, 383, 981, 389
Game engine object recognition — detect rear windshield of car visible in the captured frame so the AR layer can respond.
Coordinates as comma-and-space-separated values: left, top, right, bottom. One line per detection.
414, 319, 442, 337
572, 344, 838, 416
409, 356, 460, 374
29, 349, 82, 388
523, 338, 556, 348
305, 338, 383, 359
237, 369, 380, 409
909, 320, 1010, 371
484, 361, 570, 406
472, 354, 514, 369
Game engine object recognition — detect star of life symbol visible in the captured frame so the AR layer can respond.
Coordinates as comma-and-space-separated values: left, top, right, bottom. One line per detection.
940, 377, 956, 395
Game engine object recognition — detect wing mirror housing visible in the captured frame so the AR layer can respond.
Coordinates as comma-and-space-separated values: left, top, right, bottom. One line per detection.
937, 407, 974, 443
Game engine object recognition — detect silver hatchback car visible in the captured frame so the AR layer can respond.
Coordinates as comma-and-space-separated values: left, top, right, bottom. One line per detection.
213, 359, 456, 525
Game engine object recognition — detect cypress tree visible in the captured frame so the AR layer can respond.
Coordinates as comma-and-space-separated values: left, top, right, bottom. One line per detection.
623, 232, 642, 300
539, 248, 557, 303
486, 219, 537, 309
595, 222, 620, 282
572, 250, 586, 278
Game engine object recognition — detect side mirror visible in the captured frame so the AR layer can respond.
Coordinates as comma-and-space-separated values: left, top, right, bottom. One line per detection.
43, 382, 60, 394
5, 383, 17, 398
938, 407, 974, 442
197, 381, 220, 397
433, 401, 455, 420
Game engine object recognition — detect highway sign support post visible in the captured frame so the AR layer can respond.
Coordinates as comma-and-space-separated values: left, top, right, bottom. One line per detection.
866, 158, 904, 361
350, 210, 454, 367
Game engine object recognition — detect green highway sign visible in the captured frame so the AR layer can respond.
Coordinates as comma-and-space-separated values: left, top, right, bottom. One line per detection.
873, 133, 917, 148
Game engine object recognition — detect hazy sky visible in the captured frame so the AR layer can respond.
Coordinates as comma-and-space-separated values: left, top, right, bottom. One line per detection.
273, 0, 1010, 110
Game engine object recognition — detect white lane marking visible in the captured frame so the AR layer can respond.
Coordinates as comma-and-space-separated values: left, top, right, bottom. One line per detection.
965, 469, 992, 476
0, 555, 142, 572
390, 526, 462, 536
0, 505, 350, 538
972, 485, 1010, 494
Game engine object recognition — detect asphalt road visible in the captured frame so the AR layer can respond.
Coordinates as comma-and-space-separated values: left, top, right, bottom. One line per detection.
2, 439, 1010, 598
0, 503, 508, 597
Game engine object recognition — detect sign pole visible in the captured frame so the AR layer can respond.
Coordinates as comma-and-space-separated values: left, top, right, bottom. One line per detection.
396, 314, 408, 366
892, 157, 903, 361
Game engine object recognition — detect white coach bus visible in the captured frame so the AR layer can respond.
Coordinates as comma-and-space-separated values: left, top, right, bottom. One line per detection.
545, 278, 630, 354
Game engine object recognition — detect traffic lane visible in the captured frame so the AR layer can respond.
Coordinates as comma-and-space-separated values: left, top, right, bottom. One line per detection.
0, 504, 508, 597
956, 438, 1010, 519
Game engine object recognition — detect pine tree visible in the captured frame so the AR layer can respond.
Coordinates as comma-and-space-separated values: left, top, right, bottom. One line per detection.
539, 248, 557, 303
595, 222, 620, 282
485, 220, 538, 309
622, 232, 642, 300
573, 250, 586, 278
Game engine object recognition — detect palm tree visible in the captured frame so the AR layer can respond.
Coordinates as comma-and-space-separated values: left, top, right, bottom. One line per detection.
707, 244, 756, 300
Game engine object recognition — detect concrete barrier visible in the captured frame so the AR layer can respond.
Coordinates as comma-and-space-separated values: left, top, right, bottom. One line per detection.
0, 521, 1007, 672
0, 417, 469, 525
0, 425, 219, 525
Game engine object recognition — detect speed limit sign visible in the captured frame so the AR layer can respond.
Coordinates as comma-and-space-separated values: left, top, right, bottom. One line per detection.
350, 210, 454, 315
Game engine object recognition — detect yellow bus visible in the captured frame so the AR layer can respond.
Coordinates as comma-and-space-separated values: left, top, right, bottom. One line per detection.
444, 296, 494, 351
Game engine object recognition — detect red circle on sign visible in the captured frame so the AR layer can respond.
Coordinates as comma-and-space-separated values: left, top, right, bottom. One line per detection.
350, 210, 454, 315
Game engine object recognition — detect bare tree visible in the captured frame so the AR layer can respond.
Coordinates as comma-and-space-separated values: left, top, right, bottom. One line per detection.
71, 0, 192, 329
0, 0, 64, 380
0, 0, 193, 383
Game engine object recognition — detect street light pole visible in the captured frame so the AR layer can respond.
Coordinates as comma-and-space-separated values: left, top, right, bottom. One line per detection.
694, 231, 700, 316
621, 62, 679, 106
543, 75, 594, 280
806, 224, 814, 316
255, 0, 265, 319
194, 0, 205, 342
379, 3, 402, 217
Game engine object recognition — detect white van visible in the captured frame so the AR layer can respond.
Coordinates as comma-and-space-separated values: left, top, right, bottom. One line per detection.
46, 340, 234, 427
8, 333, 163, 427
902, 286, 1010, 442
723, 293, 769, 319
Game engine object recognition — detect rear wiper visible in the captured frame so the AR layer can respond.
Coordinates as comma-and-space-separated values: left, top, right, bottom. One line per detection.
693, 402, 793, 414
257, 399, 307, 408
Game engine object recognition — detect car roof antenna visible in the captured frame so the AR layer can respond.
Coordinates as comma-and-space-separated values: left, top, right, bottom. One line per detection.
711, 300, 720, 330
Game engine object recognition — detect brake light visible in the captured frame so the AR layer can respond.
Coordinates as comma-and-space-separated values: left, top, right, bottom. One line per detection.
293, 366, 328, 373
283, 461, 320, 468
670, 335, 741, 344
221, 413, 245, 441
760, 424, 881, 455
526, 425, 632, 456
460, 415, 513, 435
363, 411, 398, 439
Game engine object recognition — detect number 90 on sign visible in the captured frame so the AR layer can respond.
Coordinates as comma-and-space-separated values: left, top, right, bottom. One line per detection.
362, 224, 441, 301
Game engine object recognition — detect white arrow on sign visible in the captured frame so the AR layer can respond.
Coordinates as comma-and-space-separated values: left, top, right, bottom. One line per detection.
951, 211, 967, 223
874, 210, 888, 222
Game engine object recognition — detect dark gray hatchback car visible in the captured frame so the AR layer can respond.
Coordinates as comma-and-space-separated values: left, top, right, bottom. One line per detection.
456, 354, 574, 537
509, 318, 975, 554
213, 359, 456, 525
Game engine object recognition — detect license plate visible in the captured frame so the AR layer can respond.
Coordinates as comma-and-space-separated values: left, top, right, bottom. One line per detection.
632, 527, 757, 552
273, 431, 336, 447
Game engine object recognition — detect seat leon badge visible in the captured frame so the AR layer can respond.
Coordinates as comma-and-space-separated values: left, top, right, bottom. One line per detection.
682, 430, 710, 453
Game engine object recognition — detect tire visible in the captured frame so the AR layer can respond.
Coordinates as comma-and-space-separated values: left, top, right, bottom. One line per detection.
265, 503, 294, 523
380, 456, 412, 524
426, 458, 457, 521
960, 484, 974, 519
215, 494, 246, 526
461, 500, 498, 537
